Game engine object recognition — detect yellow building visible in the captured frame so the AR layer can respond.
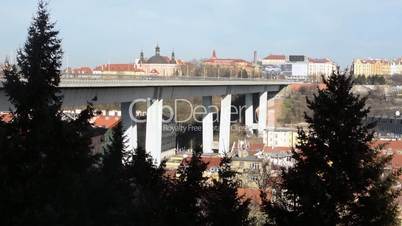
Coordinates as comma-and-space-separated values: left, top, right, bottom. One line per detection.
165, 154, 221, 182
165, 155, 185, 170
92, 64, 145, 76
202, 50, 257, 77
353, 59, 390, 77
231, 155, 263, 188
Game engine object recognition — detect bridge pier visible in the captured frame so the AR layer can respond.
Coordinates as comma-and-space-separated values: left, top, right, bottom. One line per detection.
145, 98, 163, 165
258, 91, 268, 136
202, 96, 214, 154
121, 101, 138, 153
245, 93, 254, 134
0, 77, 288, 162
218, 94, 232, 154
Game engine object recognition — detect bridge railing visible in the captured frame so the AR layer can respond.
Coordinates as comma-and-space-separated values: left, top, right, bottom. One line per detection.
60, 73, 290, 82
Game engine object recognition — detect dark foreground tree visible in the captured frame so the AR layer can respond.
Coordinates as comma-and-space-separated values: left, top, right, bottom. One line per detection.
0, 1, 95, 225
264, 71, 400, 226
0, 1, 258, 226
89, 120, 172, 226
125, 147, 170, 226
166, 147, 208, 226
88, 122, 132, 226
205, 155, 251, 226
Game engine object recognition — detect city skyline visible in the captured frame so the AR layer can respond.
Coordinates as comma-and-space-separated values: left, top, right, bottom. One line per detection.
1, 0, 402, 67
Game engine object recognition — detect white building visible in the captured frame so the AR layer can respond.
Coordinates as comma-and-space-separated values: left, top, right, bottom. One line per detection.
264, 152, 294, 169
390, 59, 402, 75
287, 55, 308, 80
254, 147, 295, 170
308, 58, 336, 79
263, 127, 298, 148
261, 54, 337, 81
261, 54, 287, 66
291, 62, 308, 80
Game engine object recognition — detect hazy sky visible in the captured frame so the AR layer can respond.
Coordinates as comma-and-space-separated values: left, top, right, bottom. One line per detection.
1, 0, 401, 67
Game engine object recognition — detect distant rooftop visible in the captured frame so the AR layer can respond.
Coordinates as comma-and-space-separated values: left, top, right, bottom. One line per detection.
263, 54, 286, 60
91, 115, 121, 129
308, 58, 332, 64
93, 64, 144, 73
203, 50, 250, 65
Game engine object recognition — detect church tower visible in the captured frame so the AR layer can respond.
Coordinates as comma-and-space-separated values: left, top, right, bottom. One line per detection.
155, 44, 160, 56
170, 50, 176, 64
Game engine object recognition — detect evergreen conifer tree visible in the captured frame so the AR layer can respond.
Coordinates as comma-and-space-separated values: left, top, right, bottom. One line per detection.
102, 122, 126, 177
166, 147, 208, 226
88, 122, 132, 226
264, 71, 400, 226
205, 155, 251, 226
125, 147, 169, 225
0, 1, 95, 224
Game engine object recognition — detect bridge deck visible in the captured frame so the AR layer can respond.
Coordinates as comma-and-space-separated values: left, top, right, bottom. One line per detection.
0, 76, 293, 110
0, 75, 293, 88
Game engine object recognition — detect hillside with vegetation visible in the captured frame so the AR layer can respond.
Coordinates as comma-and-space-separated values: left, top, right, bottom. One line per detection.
277, 83, 402, 126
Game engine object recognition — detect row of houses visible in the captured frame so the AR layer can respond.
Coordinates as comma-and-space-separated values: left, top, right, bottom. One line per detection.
64, 50, 338, 80
352, 58, 402, 77
66, 49, 259, 78
260, 54, 337, 80
63, 49, 402, 80
65, 45, 184, 77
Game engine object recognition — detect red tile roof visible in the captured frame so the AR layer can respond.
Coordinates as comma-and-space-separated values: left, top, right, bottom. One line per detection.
71, 67, 93, 74
263, 146, 292, 153
247, 143, 265, 155
204, 58, 250, 64
373, 140, 402, 171
93, 64, 145, 72
204, 50, 251, 65
264, 54, 286, 60
308, 58, 332, 64
289, 83, 326, 92
182, 155, 222, 170
92, 116, 121, 129
373, 140, 402, 152
202, 156, 222, 169
356, 59, 390, 64
237, 188, 263, 205
392, 155, 402, 170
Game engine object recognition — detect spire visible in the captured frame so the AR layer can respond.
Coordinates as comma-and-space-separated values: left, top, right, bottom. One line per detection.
155, 44, 160, 56
140, 50, 144, 63
171, 50, 176, 64
212, 49, 217, 59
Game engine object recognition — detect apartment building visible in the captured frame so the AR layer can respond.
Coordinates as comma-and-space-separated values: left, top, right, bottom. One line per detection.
308, 58, 336, 79
353, 59, 391, 77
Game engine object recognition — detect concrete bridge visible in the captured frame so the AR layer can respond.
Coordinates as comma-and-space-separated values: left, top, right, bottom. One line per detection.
0, 75, 292, 164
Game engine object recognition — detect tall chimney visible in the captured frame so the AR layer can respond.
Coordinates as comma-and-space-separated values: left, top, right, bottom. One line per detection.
253, 50, 257, 64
